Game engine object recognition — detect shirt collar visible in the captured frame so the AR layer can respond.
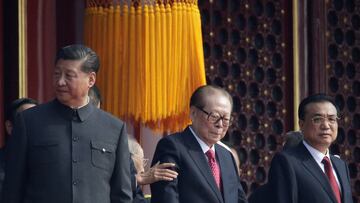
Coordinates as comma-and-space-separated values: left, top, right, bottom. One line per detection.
189, 126, 216, 154
303, 140, 330, 164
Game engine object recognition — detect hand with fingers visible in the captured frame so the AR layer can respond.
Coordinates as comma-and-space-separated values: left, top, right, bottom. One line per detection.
136, 161, 178, 185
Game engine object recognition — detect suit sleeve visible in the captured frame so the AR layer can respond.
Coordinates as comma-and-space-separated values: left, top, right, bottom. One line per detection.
267, 153, 298, 203
2, 113, 28, 203
237, 174, 248, 203
342, 159, 354, 203
110, 123, 133, 203
150, 137, 180, 203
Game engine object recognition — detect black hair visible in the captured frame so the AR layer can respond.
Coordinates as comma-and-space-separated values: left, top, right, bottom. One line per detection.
55, 44, 100, 73
189, 85, 233, 110
6, 98, 38, 123
88, 85, 102, 106
298, 93, 339, 120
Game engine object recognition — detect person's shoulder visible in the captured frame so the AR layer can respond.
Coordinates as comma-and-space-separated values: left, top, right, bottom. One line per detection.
217, 141, 232, 152
157, 128, 190, 148
215, 142, 234, 157
272, 143, 308, 165
159, 132, 182, 145
330, 154, 347, 165
162, 128, 189, 140
20, 100, 54, 116
93, 108, 124, 125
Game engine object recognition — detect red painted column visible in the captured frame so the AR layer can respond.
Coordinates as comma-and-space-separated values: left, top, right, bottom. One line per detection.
26, 0, 57, 103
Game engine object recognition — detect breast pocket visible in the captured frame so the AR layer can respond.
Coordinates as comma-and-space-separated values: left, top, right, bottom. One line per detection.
91, 140, 116, 171
30, 141, 59, 164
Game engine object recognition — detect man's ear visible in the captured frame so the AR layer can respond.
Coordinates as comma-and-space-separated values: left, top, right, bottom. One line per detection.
299, 119, 304, 131
189, 106, 196, 121
5, 120, 13, 135
89, 72, 96, 87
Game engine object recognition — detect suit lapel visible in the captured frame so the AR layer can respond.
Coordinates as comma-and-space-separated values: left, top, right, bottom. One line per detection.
216, 144, 235, 203
299, 144, 338, 203
182, 128, 224, 203
331, 156, 348, 203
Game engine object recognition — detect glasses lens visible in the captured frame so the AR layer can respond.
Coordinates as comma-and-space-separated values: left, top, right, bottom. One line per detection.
208, 113, 221, 123
311, 116, 339, 125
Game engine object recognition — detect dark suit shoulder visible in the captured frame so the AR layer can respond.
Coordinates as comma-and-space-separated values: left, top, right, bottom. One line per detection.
157, 129, 189, 150
161, 130, 186, 141
156, 131, 183, 152
151, 130, 188, 169
93, 108, 124, 126
21, 100, 55, 115
216, 143, 232, 155
330, 154, 345, 163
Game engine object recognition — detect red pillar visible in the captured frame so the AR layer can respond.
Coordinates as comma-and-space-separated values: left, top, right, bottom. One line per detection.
26, 0, 57, 103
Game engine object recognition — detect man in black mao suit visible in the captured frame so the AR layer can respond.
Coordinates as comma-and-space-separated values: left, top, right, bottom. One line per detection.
250, 94, 353, 203
150, 85, 248, 203
2, 45, 132, 203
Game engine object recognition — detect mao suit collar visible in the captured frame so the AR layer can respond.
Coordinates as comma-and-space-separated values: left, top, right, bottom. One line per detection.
53, 99, 94, 122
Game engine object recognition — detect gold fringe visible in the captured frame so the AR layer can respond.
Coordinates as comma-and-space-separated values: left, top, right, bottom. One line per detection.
84, 0, 206, 133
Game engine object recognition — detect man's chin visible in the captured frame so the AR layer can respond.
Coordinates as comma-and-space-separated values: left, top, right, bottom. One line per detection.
319, 135, 334, 143
56, 96, 69, 104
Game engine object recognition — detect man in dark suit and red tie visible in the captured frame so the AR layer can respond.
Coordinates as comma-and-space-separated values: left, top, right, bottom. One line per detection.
251, 94, 353, 203
150, 85, 248, 203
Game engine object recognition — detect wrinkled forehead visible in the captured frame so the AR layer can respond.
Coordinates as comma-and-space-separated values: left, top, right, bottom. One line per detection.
304, 101, 338, 117
203, 93, 232, 112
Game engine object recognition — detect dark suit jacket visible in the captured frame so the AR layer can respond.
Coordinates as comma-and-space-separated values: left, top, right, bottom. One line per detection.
255, 142, 353, 203
150, 127, 248, 203
2, 99, 132, 203
0, 148, 4, 200
248, 183, 269, 203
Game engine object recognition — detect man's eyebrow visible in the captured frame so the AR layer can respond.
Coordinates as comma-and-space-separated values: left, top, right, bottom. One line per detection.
311, 113, 337, 117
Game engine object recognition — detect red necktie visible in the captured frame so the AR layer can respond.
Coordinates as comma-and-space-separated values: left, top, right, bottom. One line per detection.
322, 156, 341, 203
206, 149, 221, 189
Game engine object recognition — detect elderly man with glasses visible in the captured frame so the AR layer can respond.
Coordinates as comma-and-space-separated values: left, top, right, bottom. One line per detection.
150, 85, 248, 203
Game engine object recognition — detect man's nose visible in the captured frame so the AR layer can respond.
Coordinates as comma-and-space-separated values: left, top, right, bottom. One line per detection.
56, 75, 66, 86
214, 118, 224, 128
320, 119, 331, 128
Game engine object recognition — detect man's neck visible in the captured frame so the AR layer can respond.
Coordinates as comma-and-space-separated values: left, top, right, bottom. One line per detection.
65, 96, 89, 109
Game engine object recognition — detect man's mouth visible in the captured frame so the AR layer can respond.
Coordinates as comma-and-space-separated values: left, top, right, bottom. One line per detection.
319, 133, 331, 137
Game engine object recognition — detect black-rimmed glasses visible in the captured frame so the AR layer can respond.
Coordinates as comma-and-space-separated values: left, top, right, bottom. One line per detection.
195, 106, 233, 127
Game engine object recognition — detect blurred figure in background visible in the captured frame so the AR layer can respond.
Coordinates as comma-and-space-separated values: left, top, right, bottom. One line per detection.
283, 131, 303, 150
4, 98, 38, 136
1, 98, 38, 199
88, 85, 101, 108
128, 138, 178, 203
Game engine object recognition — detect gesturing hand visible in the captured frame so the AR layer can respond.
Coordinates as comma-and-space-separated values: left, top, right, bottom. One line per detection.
136, 162, 178, 185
